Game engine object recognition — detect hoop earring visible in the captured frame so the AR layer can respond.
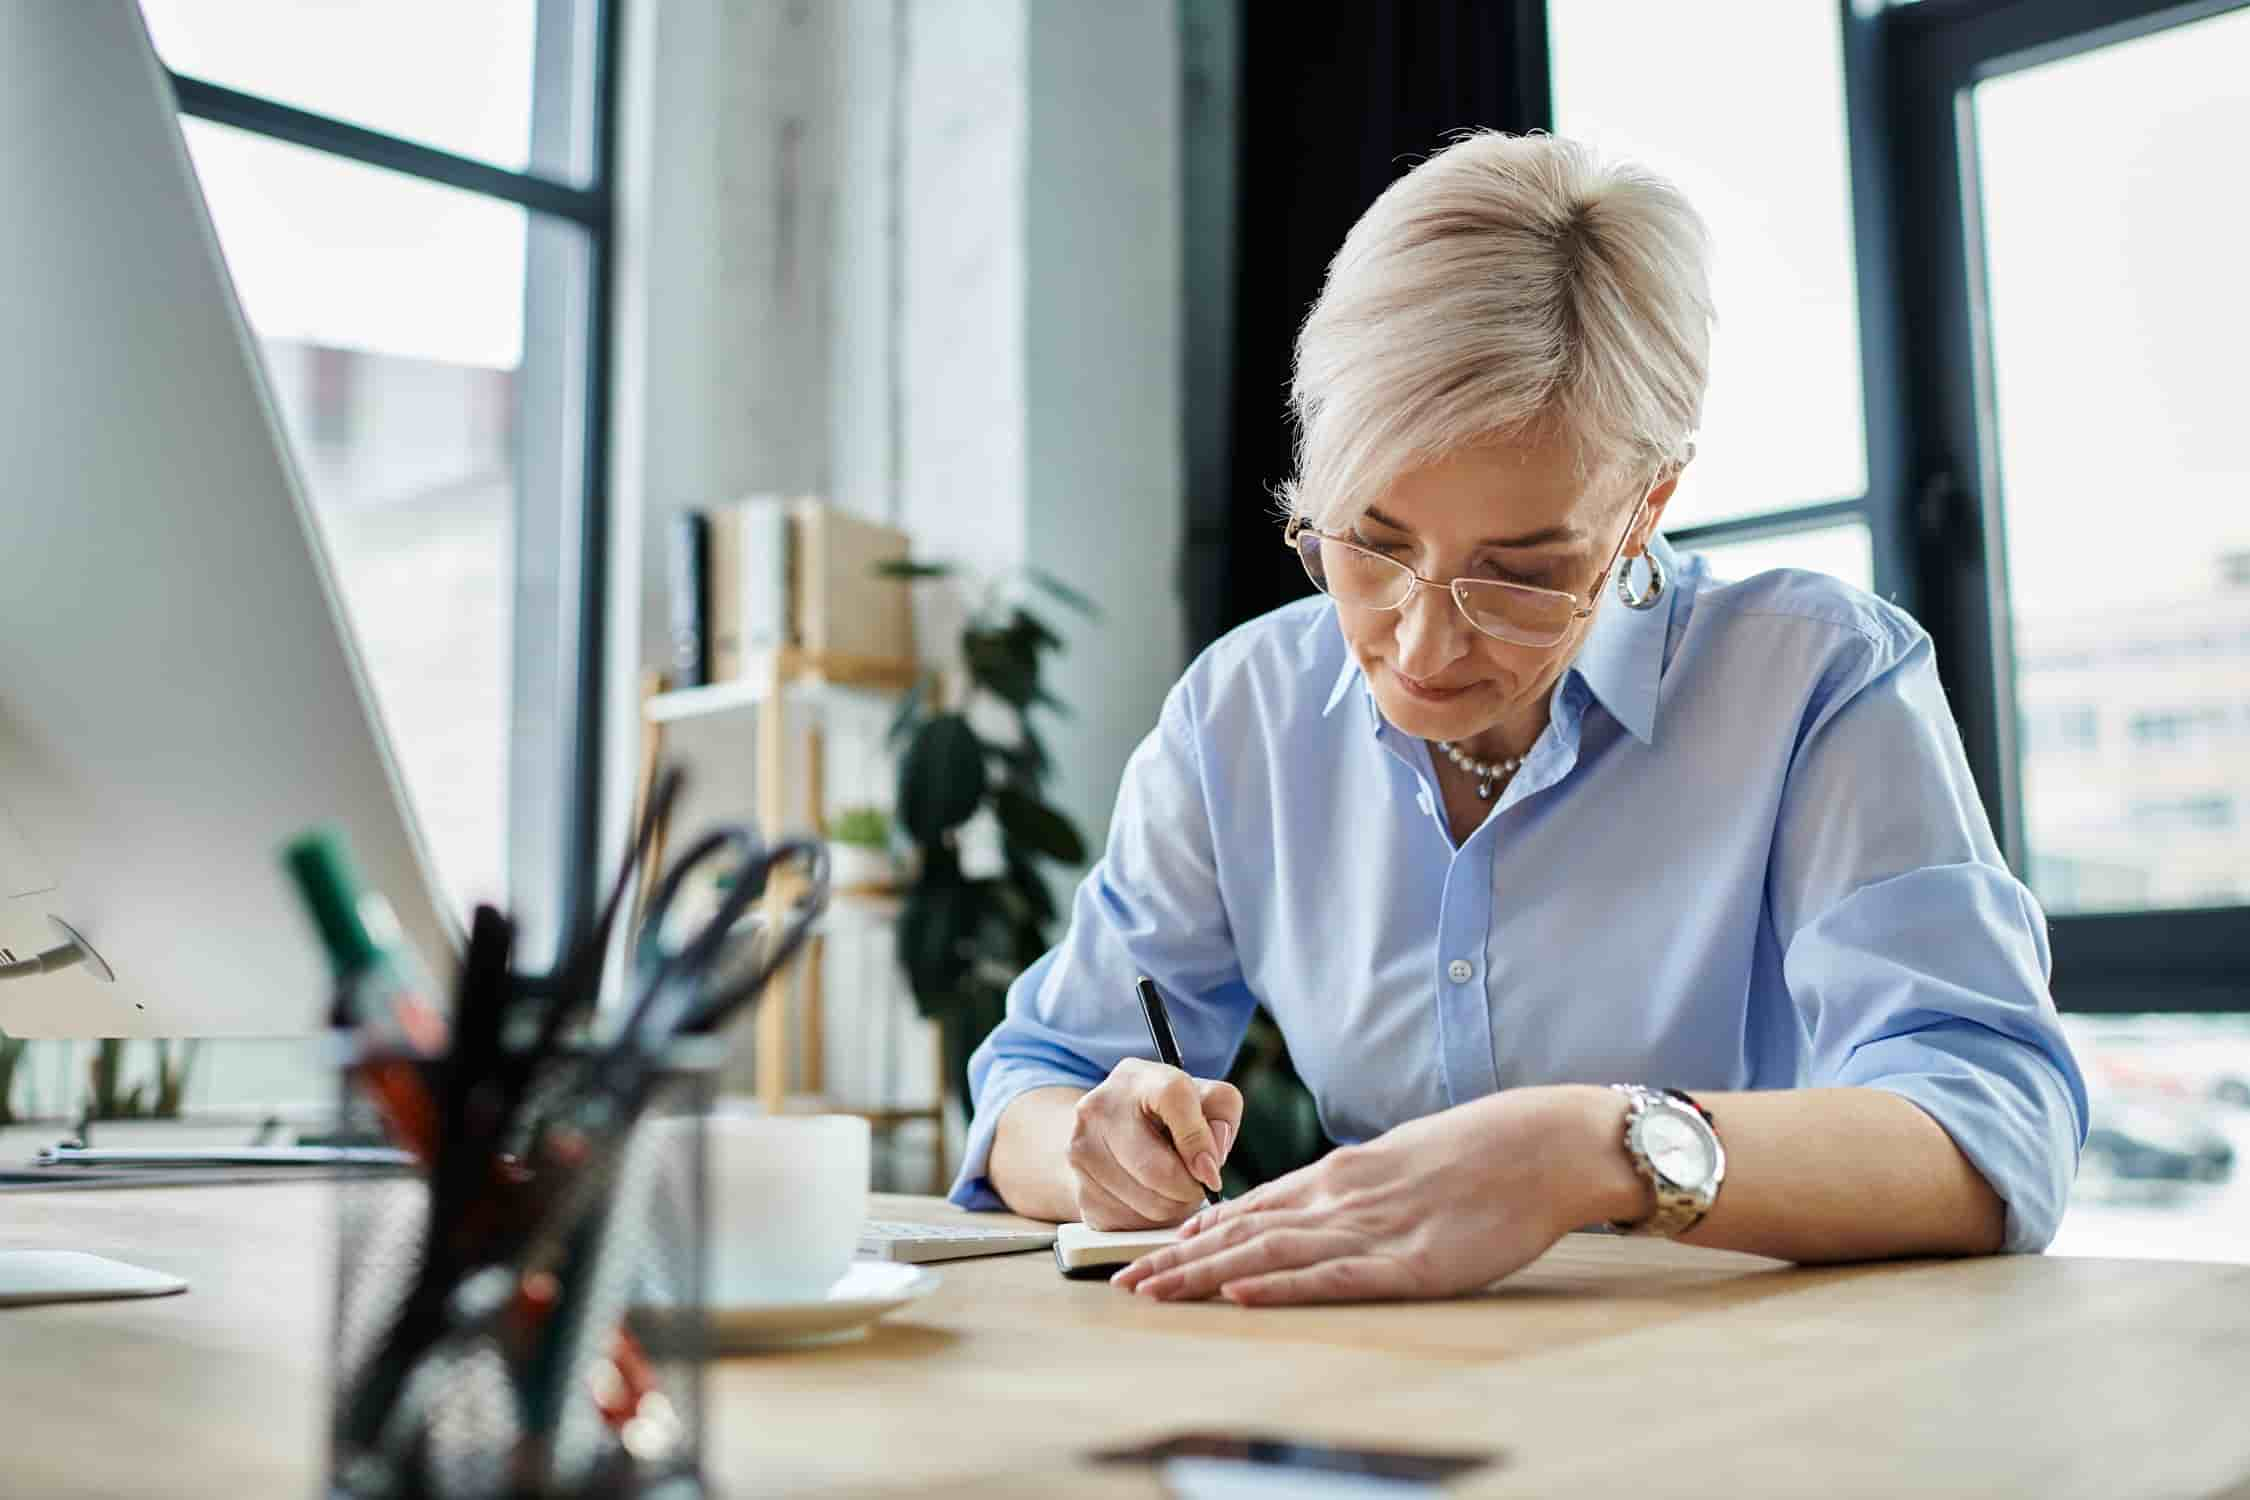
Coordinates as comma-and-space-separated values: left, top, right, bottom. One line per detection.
1616, 550, 1667, 612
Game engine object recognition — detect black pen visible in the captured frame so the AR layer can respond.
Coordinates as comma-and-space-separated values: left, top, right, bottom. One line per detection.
1134, 975, 1221, 1207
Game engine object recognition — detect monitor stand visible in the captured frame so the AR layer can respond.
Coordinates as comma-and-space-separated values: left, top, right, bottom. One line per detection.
0, 1250, 185, 1307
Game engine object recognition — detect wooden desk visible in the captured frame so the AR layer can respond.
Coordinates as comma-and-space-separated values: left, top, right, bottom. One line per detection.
5, 1186, 2248, 1498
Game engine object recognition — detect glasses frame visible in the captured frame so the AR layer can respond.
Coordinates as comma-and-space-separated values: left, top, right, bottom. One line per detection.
1283, 467, 1671, 649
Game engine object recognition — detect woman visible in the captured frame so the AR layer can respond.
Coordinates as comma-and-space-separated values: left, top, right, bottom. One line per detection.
948, 132, 2085, 1304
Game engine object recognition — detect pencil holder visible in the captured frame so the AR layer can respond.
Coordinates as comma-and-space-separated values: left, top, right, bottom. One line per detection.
326, 1039, 722, 1500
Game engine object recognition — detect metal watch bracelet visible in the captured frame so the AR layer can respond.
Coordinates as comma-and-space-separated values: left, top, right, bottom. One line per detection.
1607, 1084, 1723, 1238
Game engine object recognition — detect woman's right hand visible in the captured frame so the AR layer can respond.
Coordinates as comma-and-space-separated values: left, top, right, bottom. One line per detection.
1067, 1058, 1245, 1229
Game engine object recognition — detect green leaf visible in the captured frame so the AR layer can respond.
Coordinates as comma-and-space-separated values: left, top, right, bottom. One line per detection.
983, 729, 1051, 791
1003, 858, 1056, 927
896, 714, 988, 844
1008, 607, 1060, 651
963, 628, 1039, 709
896, 870, 986, 1005
940, 989, 1011, 1108
1027, 566, 1098, 618
876, 559, 953, 580
916, 840, 964, 889
991, 879, 1032, 924
993, 784, 1087, 865
1236, 1054, 1327, 1179
1008, 919, 1049, 968
828, 805, 890, 847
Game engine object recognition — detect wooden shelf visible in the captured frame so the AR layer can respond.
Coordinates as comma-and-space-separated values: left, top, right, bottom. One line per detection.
776, 1092, 944, 1130
635, 645, 946, 1189
644, 646, 919, 724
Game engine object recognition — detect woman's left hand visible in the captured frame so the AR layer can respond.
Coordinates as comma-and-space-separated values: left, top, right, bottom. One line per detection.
1110, 1085, 1640, 1305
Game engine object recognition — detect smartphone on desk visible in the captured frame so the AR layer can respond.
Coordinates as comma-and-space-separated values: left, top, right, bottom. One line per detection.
1093, 1430, 1498, 1485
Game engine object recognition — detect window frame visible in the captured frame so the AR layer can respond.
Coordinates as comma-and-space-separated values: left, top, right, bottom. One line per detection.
1882, 0, 2250, 1014
164, 0, 619, 958
1543, 0, 1919, 603
1536, 0, 2249, 1013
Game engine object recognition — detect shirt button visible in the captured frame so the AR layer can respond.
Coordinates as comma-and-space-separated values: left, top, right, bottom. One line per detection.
1448, 958, 1474, 984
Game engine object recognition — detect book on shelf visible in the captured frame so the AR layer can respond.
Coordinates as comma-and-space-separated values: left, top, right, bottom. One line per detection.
791, 499, 914, 661
706, 497, 791, 682
697, 496, 915, 683
665, 510, 709, 688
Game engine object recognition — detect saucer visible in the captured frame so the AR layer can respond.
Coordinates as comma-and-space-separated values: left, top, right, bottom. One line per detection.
638, 1260, 942, 1353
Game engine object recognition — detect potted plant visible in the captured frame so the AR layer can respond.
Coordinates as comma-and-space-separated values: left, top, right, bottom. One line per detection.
878, 559, 1331, 1191
824, 804, 898, 893
880, 563, 1095, 1108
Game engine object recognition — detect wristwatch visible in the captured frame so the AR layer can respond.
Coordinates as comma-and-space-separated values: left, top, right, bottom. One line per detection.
1607, 1084, 1725, 1237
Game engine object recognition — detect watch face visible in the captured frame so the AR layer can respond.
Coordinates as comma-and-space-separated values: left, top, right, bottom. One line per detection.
1640, 1108, 1715, 1187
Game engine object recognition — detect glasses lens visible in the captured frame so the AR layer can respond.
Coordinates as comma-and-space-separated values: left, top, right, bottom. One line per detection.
1454, 580, 1575, 647
1298, 532, 1412, 609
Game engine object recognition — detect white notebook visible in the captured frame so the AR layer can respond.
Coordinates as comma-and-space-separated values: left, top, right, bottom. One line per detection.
1052, 1221, 1181, 1276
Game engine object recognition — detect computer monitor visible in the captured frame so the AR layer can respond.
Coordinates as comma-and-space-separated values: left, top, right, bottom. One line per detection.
0, 2, 459, 1043
0, 0, 468, 1305
0, 2, 458, 1051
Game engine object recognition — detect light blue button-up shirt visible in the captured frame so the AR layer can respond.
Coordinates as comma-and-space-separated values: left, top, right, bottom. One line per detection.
951, 539, 2088, 1252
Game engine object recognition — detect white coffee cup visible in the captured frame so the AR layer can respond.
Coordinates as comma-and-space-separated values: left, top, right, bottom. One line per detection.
663, 1113, 869, 1304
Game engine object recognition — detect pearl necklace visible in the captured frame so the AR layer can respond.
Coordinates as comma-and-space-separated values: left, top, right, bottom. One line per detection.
1436, 741, 1523, 801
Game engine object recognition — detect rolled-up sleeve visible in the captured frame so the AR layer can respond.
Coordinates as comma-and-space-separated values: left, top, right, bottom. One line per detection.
948, 674, 1257, 1211
1769, 623, 2089, 1253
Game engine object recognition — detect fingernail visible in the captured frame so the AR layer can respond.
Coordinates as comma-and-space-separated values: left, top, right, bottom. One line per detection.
1213, 1120, 1234, 1160
1195, 1152, 1221, 1191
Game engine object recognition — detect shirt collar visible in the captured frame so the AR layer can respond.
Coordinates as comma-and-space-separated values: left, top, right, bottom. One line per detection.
1318, 533, 1675, 745
1561, 531, 1675, 746
1321, 646, 1367, 720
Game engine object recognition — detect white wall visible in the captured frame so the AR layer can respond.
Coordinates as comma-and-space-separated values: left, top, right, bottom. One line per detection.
1024, 2, 1184, 862
606, 1, 1183, 1140
897, 0, 1030, 571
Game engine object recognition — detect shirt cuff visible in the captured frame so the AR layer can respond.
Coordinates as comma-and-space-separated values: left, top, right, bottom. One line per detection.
1840, 1020, 2087, 1253
946, 1062, 1100, 1212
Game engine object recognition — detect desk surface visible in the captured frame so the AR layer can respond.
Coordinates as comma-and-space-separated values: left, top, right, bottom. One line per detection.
5, 1185, 2248, 1498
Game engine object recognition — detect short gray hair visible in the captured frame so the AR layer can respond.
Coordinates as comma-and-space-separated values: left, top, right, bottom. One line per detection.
1280, 131, 1714, 528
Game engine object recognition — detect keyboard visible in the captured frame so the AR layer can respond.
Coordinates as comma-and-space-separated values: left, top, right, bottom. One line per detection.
858, 1218, 1058, 1264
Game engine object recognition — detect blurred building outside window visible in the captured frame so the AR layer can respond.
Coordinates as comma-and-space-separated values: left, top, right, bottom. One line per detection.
1975, 7, 2250, 918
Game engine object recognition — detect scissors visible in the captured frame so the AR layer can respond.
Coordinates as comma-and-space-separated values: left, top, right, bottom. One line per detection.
622, 821, 831, 1049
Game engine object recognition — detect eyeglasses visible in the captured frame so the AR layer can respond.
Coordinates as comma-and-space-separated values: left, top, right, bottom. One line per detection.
1283, 489, 1651, 649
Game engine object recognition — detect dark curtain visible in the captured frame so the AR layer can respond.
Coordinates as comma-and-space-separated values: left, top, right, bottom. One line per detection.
1184, 1, 1552, 655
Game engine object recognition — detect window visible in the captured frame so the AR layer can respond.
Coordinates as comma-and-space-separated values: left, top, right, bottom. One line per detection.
2127, 708, 2233, 751
139, 0, 614, 955
1547, 0, 2250, 1013
2051, 1012, 2250, 1264
1881, 1, 2250, 1265
177, 121, 529, 914
1967, 4, 2250, 918
2023, 704, 2100, 756
2129, 798, 2237, 836
1550, 0, 1869, 533
1887, 0, 2249, 1014
140, 2, 545, 175
1682, 520, 1875, 594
